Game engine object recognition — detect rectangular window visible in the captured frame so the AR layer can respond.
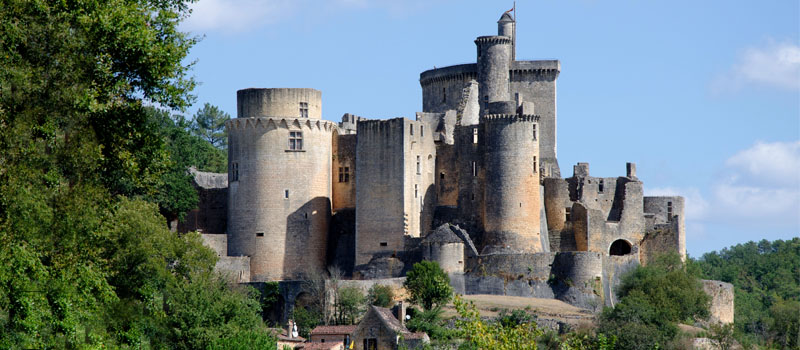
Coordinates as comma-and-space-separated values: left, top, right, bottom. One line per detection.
472, 161, 477, 177
440, 172, 445, 180
284, 189, 289, 199
473, 128, 478, 144
256, 232, 264, 237
364, 338, 377, 350
344, 167, 349, 182
289, 131, 303, 150
667, 201, 673, 218
533, 124, 537, 141
299, 102, 308, 118
415, 184, 418, 198
416, 155, 421, 174
599, 179, 604, 193
533, 156, 537, 174
515, 92, 520, 106
421, 125, 424, 137
566, 207, 571, 221
379, 242, 387, 247
410, 125, 414, 136
230, 162, 239, 182
442, 87, 447, 103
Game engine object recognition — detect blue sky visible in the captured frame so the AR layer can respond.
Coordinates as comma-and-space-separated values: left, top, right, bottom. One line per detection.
179, 0, 800, 257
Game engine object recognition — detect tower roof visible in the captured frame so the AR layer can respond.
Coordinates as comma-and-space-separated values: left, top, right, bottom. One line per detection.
498, 12, 514, 23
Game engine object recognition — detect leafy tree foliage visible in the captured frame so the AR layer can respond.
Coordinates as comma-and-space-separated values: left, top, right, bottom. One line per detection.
404, 261, 454, 311
406, 306, 457, 341
334, 286, 365, 325
695, 238, 800, 348
598, 252, 710, 350
0, 0, 273, 348
367, 284, 395, 308
454, 295, 543, 349
191, 103, 231, 149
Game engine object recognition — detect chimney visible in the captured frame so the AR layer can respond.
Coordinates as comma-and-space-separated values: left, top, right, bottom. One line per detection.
393, 301, 407, 325
626, 162, 637, 179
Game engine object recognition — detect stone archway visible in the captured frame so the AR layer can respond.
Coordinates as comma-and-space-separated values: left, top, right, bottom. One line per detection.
609, 239, 632, 256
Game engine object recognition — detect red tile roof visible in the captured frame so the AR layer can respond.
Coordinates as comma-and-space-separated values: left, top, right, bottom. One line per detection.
310, 325, 358, 336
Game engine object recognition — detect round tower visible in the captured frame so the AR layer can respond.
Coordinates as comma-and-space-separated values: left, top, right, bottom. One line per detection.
475, 35, 512, 106
227, 88, 335, 281
481, 113, 543, 254
497, 12, 515, 62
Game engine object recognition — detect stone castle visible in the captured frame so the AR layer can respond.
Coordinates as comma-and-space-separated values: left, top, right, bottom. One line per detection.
185, 12, 700, 313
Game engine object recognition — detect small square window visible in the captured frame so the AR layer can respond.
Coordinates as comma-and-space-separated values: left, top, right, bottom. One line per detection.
380, 242, 388, 247
299, 102, 309, 118
256, 232, 264, 237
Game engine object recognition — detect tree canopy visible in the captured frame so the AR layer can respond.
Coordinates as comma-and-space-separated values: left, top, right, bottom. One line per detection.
404, 261, 453, 311
0, 0, 273, 348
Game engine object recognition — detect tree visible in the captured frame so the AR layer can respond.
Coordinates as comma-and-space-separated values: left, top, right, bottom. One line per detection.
334, 287, 365, 325
367, 284, 395, 308
454, 295, 542, 349
191, 103, 231, 149
597, 252, 710, 349
404, 261, 453, 311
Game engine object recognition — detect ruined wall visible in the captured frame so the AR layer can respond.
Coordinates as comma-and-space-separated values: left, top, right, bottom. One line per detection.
460, 252, 604, 310
333, 134, 356, 211
237, 88, 321, 119
227, 112, 334, 281
702, 280, 735, 324
642, 196, 686, 262
216, 256, 251, 283
481, 114, 542, 253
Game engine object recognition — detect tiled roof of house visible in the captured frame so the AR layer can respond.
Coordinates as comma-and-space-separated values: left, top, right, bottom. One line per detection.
310, 325, 358, 336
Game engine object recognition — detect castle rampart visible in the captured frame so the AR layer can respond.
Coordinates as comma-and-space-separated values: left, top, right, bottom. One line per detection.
237, 88, 321, 119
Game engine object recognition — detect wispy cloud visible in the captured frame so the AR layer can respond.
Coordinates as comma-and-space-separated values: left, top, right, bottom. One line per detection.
647, 140, 800, 228
712, 40, 800, 92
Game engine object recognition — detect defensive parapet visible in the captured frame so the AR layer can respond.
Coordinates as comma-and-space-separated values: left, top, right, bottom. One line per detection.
227, 88, 336, 281
480, 113, 542, 254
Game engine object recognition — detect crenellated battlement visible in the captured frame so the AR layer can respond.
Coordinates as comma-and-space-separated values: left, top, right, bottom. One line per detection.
474, 35, 512, 45
226, 117, 337, 132
481, 114, 540, 123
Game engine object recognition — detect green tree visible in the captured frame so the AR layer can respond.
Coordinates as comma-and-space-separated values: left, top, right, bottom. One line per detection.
598, 252, 710, 349
334, 286, 365, 325
404, 261, 453, 311
367, 284, 395, 308
191, 103, 231, 149
454, 295, 542, 349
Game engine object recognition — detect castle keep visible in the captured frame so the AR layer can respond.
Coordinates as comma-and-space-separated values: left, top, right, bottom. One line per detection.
188, 12, 690, 312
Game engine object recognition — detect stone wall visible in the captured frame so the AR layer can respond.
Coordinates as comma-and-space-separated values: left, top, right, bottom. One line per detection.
434, 143, 458, 206
333, 134, 356, 211
201, 233, 227, 257
355, 118, 436, 266
422, 242, 465, 274
227, 111, 335, 281
702, 280, 735, 325
237, 88, 321, 119
178, 169, 228, 235
475, 35, 512, 104
216, 256, 251, 283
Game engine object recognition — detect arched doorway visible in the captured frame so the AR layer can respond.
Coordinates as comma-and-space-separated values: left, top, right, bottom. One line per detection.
609, 239, 632, 256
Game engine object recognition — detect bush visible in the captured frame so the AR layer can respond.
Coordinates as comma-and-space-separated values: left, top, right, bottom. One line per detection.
367, 284, 395, 308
